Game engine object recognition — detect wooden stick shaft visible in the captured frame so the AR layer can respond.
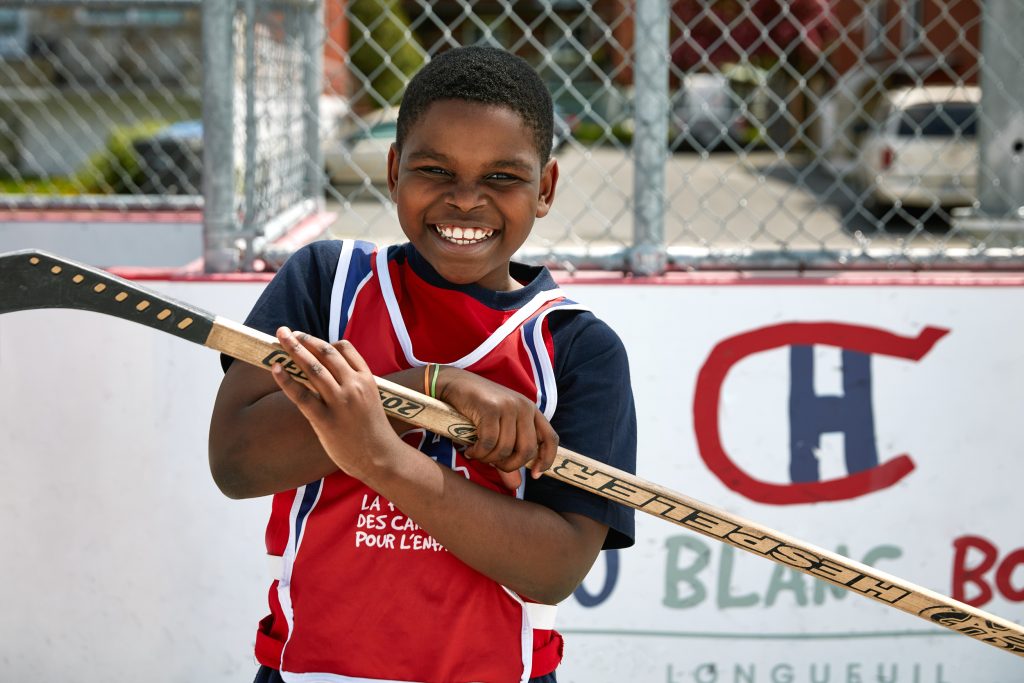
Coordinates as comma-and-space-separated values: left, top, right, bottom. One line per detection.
206, 317, 1024, 658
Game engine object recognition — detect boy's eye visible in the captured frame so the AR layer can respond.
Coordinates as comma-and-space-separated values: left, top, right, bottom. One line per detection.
486, 172, 522, 182
416, 166, 450, 177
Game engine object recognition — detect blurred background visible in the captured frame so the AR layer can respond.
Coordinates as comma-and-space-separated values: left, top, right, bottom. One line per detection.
0, 0, 1021, 273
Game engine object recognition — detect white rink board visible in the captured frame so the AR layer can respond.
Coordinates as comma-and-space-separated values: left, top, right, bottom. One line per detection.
2, 277, 1024, 682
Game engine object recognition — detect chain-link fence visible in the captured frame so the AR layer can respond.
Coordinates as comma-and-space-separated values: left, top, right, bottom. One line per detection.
0, 1, 204, 206
2, 0, 1022, 272
323, 0, 1024, 272
0, 0, 321, 271
202, 0, 322, 270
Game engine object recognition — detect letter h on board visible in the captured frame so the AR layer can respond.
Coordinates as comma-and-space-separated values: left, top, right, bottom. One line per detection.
788, 346, 879, 483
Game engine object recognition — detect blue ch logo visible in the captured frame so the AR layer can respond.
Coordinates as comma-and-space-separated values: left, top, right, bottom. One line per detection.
694, 322, 948, 504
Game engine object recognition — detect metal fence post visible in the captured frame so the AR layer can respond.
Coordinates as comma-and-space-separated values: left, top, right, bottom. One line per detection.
202, 0, 240, 272
954, 0, 1024, 236
304, 0, 324, 208
629, 0, 669, 276
241, 0, 257, 270
977, 0, 1024, 220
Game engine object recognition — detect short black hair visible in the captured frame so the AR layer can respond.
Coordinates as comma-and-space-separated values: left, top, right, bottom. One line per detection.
396, 46, 554, 164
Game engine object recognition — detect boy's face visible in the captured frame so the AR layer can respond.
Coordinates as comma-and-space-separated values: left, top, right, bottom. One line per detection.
387, 99, 558, 291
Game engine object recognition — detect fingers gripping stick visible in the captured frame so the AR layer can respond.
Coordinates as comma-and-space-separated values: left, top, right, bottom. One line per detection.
2, 248, 1023, 657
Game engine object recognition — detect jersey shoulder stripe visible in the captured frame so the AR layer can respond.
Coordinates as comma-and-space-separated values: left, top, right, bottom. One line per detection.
521, 300, 588, 420
328, 240, 375, 342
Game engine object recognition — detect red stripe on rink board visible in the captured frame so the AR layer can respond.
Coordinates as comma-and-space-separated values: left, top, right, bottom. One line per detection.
552, 271, 1024, 287
2, 209, 204, 224
108, 211, 338, 281
110, 267, 1024, 287
272, 211, 337, 251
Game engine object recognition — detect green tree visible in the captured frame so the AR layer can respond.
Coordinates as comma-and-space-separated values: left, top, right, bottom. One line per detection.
348, 0, 425, 107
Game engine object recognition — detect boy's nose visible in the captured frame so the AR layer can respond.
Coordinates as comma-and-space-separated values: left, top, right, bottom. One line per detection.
444, 182, 486, 213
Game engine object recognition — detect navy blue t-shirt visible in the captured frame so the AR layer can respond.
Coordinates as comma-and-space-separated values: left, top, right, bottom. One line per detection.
229, 240, 637, 549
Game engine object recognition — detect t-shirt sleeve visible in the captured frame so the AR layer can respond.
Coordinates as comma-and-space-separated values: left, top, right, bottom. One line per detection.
219, 240, 342, 372
523, 312, 638, 549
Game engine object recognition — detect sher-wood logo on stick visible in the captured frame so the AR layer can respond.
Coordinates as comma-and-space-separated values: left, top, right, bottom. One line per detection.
2, 248, 1022, 657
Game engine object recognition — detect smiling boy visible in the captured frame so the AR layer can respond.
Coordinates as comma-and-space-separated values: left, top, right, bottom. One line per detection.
209, 46, 636, 683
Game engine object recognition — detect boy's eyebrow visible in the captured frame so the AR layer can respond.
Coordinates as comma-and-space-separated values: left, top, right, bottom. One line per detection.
490, 158, 537, 173
405, 149, 536, 173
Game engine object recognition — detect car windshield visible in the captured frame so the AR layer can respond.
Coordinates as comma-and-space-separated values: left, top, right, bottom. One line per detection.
896, 102, 977, 138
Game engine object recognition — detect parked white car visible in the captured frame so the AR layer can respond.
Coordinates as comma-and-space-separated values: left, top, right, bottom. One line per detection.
856, 85, 980, 209
669, 72, 749, 152
324, 107, 398, 186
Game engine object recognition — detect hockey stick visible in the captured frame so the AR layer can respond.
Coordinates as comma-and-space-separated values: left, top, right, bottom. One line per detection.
2, 248, 1022, 657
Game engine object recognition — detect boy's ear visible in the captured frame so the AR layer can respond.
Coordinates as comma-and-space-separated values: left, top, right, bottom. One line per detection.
386, 143, 400, 198
535, 157, 559, 219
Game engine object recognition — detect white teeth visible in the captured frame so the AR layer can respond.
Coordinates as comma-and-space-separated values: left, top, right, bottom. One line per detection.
434, 224, 494, 245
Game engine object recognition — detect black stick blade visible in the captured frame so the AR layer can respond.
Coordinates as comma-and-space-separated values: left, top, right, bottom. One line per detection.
0, 249, 215, 345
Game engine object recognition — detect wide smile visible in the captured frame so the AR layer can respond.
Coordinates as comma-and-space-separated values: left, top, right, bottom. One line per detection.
432, 223, 496, 246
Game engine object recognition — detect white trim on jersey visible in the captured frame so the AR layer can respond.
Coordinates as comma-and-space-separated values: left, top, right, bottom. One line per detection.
328, 240, 355, 343
500, 586, 535, 683
266, 553, 284, 582
521, 326, 544, 411
277, 487, 304, 667
451, 288, 564, 368
522, 302, 590, 421
281, 671, 430, 683
278, 481, 325, 671
374, 247, 414, 359
373, 247, 565, 369
524, 602, 559, 631
328, 241, 376, 343
343, 271, 374, 341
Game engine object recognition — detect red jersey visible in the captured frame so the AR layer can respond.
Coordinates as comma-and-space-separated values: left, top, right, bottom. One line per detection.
255, 241, 585, 682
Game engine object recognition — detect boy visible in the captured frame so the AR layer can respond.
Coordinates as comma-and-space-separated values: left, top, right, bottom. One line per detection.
209, 46, 636, 683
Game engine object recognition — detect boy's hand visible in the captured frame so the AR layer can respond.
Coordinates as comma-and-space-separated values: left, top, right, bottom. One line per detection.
434, 366, 559, 490
270, 327, 558, 490
271, 327, 401, 484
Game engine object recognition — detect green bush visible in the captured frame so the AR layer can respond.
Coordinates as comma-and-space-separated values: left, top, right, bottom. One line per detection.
348, 0, 425, 107
0, 120, 167, 195
0, 177, 80, 195
72, 120, 169, 194
572, 120, 635, 146
573, 121, 607, 144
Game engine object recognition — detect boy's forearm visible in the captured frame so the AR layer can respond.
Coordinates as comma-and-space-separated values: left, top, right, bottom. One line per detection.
365, 447, 605, 604
210, 366, 423, 499
209, 391, 338, 498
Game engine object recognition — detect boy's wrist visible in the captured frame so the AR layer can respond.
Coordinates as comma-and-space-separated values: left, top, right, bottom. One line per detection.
423, 362, 444, 399
433, 364, 458, 403
358, 436, 436, 496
